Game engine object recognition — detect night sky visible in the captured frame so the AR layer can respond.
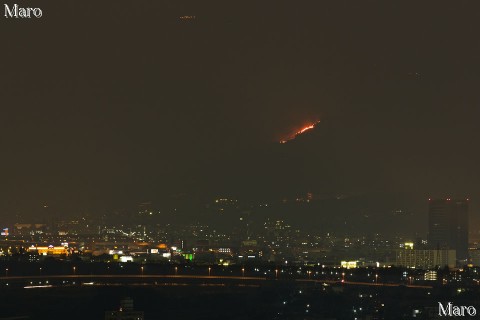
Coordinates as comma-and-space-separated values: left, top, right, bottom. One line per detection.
2, 1, 480, 229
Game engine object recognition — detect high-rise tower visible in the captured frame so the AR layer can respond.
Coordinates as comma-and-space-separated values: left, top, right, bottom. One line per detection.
428, 199, 469, 262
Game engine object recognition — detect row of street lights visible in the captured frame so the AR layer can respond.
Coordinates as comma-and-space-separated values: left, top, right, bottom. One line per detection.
5, 265, 258, 278
3, 266, 77, 277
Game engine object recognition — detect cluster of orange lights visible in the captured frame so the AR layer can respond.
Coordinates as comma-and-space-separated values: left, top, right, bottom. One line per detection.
179, 15, 196, 20
297, 124, 315, 135
280, 121, 320, 144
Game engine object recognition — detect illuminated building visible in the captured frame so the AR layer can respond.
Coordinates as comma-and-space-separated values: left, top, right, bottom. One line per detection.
404, 242, 414, 250
182, 253, 194, 261
424, 270, 438, 281
28, 245, 69, 256
119, 256, 133, 263
469, 248, 480, 266
428, 199, 469, 261
395, 248, 456, 269
341, 261, 358, 269
14, 223, 47, 236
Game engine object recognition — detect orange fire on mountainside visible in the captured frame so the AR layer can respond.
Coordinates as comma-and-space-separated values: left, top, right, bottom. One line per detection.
280, 120, 320, 143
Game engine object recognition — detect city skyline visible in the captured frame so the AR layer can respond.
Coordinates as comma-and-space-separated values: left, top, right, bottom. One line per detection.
3, 1, 480, 319
2, 1, 480, 224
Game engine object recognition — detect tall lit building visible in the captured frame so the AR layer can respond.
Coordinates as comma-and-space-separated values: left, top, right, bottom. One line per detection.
396, 245, 456, 269
428, 199, 469, 262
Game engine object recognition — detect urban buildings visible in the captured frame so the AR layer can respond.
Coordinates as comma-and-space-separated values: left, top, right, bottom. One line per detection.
428, 199, 469, 263
395, 243, 456, 269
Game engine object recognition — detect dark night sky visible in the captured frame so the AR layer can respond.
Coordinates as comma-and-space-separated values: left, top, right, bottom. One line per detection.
1, 1, 480, 229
